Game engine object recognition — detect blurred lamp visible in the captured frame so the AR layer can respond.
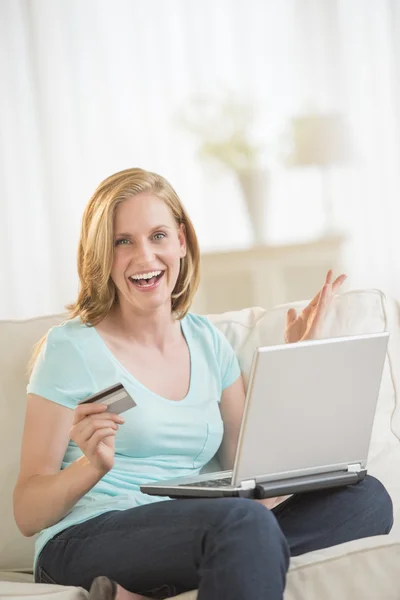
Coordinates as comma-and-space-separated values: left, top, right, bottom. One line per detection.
287, 113, 353, 232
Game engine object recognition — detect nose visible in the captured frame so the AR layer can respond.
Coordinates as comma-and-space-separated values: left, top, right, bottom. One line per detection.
133, 238, 155, 265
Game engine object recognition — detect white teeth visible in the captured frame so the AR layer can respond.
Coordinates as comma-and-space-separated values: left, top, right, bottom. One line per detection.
130, 270, 162, 281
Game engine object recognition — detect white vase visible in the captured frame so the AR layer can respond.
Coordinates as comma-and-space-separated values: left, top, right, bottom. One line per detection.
236, 169, 269, 245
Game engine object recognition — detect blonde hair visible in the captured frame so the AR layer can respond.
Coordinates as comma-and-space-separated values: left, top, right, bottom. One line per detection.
29, 168, 200, 372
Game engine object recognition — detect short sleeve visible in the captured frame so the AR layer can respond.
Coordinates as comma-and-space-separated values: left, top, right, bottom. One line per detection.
211, 325, 241, 390
27, 325, 93, 409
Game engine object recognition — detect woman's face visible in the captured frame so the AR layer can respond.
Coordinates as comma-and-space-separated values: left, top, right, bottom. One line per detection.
110, 192, 186, 314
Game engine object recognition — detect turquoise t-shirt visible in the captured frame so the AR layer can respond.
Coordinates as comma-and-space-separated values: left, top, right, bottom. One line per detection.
27, 313, 241, 569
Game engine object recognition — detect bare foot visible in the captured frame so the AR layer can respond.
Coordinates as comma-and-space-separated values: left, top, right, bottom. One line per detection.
116, 583, 148, 600
89, 576, 149, 600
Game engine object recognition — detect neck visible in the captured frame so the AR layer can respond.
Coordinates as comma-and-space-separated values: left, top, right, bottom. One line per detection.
107, 300, 180, 350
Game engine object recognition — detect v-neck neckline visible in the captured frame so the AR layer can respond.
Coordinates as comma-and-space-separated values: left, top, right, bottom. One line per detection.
89, 316, 194, 404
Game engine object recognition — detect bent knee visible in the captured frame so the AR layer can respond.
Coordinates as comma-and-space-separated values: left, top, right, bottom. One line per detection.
219, 497, 282, 531
363, 476, 392, 508
358, 475, 394, 533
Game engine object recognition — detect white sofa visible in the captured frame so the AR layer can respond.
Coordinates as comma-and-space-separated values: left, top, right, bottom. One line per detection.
1, 289, 400, 600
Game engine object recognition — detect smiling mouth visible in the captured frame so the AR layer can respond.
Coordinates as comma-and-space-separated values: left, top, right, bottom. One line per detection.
128, 271, 165, 289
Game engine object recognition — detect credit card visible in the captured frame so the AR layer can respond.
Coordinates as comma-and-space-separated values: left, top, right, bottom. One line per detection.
78, 383, 136, 414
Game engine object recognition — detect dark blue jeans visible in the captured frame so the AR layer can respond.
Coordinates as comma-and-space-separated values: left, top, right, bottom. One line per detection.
35, 476, 393, 600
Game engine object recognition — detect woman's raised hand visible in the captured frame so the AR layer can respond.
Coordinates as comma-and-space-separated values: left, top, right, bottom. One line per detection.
284, 269, 347, 344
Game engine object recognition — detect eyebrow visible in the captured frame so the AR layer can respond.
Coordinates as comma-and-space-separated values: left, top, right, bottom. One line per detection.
115, 225, 173, 237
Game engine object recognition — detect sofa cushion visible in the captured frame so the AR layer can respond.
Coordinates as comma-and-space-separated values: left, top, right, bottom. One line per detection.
0, 580, 87, 599
283, 534, 400, 600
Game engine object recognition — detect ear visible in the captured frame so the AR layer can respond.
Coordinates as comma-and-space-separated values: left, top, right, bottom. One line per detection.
178, 223, 187, 258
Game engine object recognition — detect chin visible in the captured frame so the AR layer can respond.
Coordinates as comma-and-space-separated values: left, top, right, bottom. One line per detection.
135, 293, 173, 312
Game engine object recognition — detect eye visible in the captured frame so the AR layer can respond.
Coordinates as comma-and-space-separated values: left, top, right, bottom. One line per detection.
115, 238, 131, 246
152, 232, 166, 241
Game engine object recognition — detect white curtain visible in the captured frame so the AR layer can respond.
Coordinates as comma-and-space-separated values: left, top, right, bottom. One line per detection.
1, 0, 400, 319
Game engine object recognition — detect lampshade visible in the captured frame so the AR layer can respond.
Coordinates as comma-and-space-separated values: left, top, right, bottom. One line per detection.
287, 113, 353, 167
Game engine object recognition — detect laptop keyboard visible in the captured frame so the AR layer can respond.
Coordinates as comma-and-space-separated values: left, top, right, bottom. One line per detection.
180, 477, 232, 488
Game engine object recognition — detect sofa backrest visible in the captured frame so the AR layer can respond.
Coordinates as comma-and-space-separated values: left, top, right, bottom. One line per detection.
0, 314, 65, 571
1, 289, 399, 571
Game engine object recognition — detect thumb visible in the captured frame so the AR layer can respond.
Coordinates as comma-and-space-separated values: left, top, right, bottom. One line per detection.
286, 308, 297, 327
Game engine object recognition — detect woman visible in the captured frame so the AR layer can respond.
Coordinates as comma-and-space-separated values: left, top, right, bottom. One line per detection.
13, 168, 393, 600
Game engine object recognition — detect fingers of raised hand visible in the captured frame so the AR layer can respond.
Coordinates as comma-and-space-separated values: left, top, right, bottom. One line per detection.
317, 282, 331, 307
323, 269, 347, 292
286, 308, 297, 326
332, 273, 347, 293
306, 285, 330, 336
325, 269, 335, 285
313, 271, 346, 305
309, 272, 332, 307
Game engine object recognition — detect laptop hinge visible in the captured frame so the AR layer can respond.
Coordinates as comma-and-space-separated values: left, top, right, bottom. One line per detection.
347, 463, 362, 473
241, 479, 256, 490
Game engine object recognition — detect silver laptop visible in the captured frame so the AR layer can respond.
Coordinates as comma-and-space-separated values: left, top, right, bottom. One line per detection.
141, 332, 389, 500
